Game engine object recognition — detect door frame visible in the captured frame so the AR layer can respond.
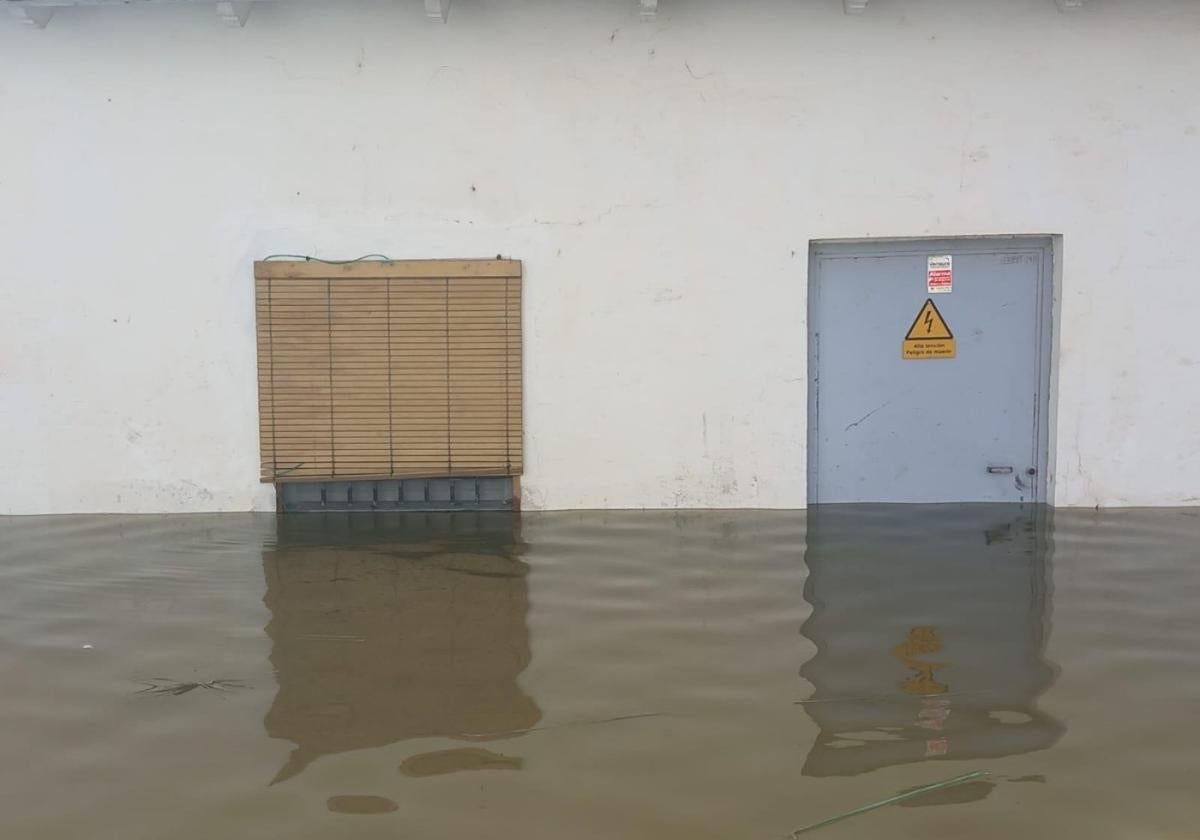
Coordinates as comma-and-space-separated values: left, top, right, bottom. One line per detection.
806, 235, 1059, 505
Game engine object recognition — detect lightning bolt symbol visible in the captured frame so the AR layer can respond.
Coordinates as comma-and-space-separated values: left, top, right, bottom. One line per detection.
924, 309, 934, 334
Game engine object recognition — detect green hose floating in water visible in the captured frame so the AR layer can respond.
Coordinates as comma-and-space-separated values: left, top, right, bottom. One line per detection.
790, 770, 988, 836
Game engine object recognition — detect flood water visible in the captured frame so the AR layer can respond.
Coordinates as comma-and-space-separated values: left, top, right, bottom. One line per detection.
1, 507, 1198, 839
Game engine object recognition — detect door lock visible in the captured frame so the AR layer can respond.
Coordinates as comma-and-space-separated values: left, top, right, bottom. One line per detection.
987, 465, 1014, 475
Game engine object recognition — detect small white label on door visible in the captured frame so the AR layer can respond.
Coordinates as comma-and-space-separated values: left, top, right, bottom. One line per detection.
927, 255, 953, 294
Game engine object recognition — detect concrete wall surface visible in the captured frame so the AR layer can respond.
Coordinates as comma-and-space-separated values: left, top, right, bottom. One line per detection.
2, 0, 1197, 513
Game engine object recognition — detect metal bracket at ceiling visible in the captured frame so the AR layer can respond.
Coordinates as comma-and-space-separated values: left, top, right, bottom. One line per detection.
423, 0, 448, 23
8, 4, 53, 26
215, 1, 251, 25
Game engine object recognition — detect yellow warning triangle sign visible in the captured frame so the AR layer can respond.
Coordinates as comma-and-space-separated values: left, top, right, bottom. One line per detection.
904, 299, 954, 341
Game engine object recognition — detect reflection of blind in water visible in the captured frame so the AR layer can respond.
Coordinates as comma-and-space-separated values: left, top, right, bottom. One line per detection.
799, 505, 1065, 777
261, 513, 541, 783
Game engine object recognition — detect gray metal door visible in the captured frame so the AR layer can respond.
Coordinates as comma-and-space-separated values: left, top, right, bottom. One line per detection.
808, 238, 1053, 504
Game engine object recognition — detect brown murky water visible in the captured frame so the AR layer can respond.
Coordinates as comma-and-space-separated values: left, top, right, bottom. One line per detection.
1, 507, 1198, 839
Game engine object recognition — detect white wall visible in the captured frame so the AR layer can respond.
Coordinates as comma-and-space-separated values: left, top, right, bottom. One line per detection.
2, 0, 1198, 514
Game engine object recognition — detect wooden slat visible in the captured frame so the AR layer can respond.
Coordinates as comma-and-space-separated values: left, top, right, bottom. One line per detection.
272, 408, 475, 416
272, 467, 513, 484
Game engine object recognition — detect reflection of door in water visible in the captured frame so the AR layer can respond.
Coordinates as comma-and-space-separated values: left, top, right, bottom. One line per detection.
262, 513, 541, 783
799, 505, 1064, 777
807, 238, 1053, 504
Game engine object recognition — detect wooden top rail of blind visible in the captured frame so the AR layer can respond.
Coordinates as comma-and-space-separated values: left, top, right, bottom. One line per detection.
255, 259, 522, 280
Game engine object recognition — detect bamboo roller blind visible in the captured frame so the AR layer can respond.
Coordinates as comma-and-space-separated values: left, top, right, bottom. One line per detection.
254, 259, 522, 482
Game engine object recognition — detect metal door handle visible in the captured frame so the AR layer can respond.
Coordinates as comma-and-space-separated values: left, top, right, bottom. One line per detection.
987, 466, 1014, 475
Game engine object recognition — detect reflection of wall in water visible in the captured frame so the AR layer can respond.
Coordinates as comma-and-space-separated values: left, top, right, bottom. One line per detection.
799, 506, 1064, 777
262, 513, 541, 783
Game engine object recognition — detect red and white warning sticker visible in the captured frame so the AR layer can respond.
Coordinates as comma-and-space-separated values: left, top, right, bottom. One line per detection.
927, 255, 953, 294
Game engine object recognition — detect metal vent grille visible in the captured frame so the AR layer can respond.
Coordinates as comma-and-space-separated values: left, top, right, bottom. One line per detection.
278, 476, 516, 512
